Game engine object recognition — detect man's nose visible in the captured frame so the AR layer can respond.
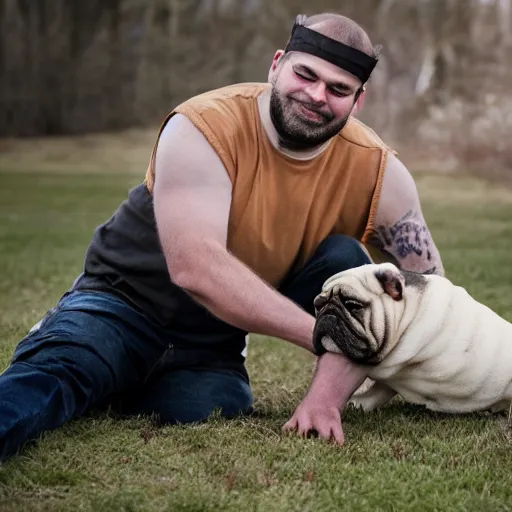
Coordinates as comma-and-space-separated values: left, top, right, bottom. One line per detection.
305, 81, 327, 104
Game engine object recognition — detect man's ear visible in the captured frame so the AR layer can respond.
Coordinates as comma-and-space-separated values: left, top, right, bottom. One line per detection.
272, 50, 285, 70
268, 50, 285, 81
352, 87, 367, 115
375, 266, 405, 301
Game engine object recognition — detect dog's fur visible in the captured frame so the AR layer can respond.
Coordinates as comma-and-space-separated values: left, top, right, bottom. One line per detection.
313, 263, 512, 413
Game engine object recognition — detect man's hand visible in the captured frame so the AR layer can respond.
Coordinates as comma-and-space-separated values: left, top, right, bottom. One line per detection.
283, 395, 345, 444
282, 351, 367, 445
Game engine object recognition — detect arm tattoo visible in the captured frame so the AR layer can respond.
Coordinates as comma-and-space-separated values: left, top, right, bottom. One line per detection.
370, 210, 439, 275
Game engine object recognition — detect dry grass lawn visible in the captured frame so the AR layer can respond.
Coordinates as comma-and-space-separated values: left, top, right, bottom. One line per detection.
0, 132, 512, 511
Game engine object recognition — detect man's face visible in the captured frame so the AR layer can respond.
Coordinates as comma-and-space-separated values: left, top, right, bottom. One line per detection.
268, 51, 363, 150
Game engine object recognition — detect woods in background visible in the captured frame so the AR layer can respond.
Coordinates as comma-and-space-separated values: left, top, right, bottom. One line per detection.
1, 0, 511, 172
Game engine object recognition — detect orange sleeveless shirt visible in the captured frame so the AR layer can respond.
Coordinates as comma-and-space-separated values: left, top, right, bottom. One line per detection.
145, 83, 392, 288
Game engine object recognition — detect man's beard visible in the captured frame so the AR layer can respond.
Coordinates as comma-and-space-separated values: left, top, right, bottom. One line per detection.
269, 87, 351, 151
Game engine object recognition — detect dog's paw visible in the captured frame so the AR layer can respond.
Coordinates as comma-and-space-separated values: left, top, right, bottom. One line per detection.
353, 378, 376, 397
489, 400, 511, 414
347, 396, 373, 412
348, 382, 396, 412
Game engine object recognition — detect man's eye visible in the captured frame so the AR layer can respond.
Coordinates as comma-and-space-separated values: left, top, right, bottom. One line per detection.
294, 71, 315, 82
330, 88, 351, 97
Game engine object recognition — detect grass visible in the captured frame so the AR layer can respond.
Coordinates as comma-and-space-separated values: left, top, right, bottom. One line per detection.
0, 168, 512, 511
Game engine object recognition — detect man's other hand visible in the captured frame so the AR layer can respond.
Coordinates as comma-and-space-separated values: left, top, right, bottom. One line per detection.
282, 396, 344, 445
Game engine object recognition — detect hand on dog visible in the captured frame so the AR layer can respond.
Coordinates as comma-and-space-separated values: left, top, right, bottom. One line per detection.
282, 397, 345, 445
282, 352, 367, 445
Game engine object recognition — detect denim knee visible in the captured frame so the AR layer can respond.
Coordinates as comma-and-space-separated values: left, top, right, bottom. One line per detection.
121, 369, 254, 425
314, 235, 371, 276
155, 369, 254, 425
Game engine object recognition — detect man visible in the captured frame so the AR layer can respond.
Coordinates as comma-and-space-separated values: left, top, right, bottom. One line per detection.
0, 12, 443, 460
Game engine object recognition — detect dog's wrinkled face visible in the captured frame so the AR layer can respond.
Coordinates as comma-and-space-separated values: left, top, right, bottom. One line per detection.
313, 263, 425, 364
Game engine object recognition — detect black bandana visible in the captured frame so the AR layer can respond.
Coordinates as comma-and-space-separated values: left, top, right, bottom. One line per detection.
284, 21, 378, 85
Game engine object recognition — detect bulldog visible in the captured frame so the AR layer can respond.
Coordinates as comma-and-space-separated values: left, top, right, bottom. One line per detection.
313, 262, 512, 414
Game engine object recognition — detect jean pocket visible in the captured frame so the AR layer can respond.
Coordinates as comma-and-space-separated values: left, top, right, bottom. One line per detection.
13, 293, 71, 361
12, 308, 57, 363
26, 289, 79, 335
27, 306, 57, 336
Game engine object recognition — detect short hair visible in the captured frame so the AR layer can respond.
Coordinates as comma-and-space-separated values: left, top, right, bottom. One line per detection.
297, 13, 381, 59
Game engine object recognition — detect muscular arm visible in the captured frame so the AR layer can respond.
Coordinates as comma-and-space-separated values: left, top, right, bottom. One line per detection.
153, 114, 366, 444
153, 113, 314, 350
368, 152, 445, 276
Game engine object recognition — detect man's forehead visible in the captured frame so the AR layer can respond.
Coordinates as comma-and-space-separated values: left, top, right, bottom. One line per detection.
287, 52, 362, 87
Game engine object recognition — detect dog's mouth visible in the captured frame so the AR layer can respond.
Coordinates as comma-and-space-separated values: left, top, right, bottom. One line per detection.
313, 306, 380, 364
312, 313, 338, 355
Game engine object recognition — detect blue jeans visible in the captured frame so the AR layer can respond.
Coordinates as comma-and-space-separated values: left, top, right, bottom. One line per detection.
0, 235, 370, 460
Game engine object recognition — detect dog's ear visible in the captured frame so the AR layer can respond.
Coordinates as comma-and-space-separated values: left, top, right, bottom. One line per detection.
375, 266, 405, 301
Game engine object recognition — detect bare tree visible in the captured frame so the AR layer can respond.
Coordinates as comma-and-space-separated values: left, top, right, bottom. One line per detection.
1, 0, 511, 174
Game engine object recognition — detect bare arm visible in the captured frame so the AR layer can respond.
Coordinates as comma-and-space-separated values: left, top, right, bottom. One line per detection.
285, 153, 443, 443
368, 152, 445, 276
153, 114, 366, 444
153, 113, 315, 351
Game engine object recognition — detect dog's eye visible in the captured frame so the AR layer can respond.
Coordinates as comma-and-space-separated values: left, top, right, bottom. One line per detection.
344, 300, 364, 311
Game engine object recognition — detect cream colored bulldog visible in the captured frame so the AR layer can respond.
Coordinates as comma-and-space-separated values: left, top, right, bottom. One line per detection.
313, 262, 512, 414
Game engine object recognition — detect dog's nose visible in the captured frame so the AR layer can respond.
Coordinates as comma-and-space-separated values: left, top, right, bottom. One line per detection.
314, 293, 330, 310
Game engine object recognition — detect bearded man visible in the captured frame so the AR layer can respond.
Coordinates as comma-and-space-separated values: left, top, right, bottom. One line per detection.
0, 12, 443, 459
